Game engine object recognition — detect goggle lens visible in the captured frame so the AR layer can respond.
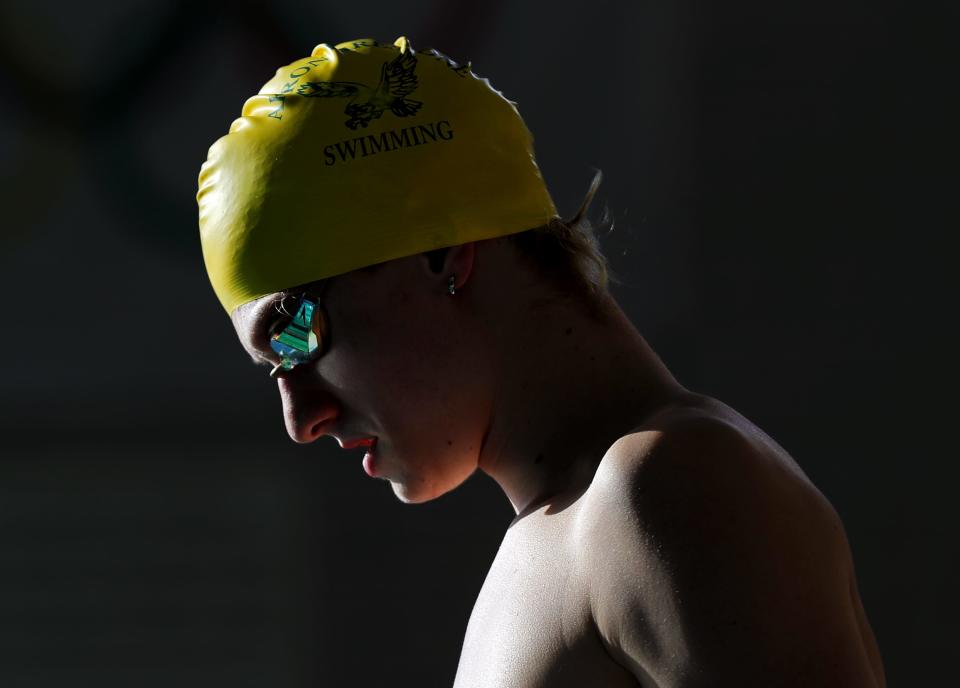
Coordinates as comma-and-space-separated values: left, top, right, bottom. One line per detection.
270, 297, 320, 371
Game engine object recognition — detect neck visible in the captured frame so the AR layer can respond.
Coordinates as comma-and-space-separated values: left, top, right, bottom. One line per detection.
475, 286, 687, 517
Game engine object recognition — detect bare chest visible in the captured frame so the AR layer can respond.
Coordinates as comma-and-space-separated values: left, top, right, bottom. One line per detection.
453, 510, 637, 688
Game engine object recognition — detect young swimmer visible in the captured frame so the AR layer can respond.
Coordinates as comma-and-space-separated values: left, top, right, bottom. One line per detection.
198, 38, 886, 687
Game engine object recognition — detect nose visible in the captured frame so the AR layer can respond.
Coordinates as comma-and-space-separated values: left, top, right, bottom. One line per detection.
277, 376, 341, 443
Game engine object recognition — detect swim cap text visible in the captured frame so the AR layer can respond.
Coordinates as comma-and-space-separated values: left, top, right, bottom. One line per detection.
323, 120, 454, 166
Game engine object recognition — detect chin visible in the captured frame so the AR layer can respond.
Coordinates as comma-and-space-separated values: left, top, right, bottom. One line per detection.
389, 479, 446, 505
391, 488, 433, 505
388, 465, 475, 505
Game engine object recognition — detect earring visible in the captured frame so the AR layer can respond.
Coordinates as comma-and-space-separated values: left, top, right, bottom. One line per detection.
448, 274, 456, 295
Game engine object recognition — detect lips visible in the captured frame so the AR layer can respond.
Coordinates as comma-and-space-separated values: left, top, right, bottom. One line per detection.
340, 437, 377, 450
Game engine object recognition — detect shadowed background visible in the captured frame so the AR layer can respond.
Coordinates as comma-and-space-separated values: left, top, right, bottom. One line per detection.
0, 0, 954, 685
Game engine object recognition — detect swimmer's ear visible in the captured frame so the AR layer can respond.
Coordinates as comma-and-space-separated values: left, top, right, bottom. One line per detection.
420, 242, 475, 293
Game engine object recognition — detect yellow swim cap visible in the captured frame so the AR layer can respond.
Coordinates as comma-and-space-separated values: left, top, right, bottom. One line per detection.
197, 37, 558, 314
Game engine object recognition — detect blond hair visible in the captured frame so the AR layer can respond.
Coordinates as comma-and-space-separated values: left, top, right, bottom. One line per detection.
507, 170, 617, 299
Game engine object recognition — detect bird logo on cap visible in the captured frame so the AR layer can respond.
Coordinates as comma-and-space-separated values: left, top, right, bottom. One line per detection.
298, 49, 423, 130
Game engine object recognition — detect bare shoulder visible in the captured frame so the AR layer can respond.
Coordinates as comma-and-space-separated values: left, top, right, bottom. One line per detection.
581, 394, 839, 525
574, 396, 882, 686
580, 395, 843, 550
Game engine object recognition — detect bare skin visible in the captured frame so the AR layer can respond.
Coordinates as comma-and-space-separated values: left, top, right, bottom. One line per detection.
232, 237, 886, 686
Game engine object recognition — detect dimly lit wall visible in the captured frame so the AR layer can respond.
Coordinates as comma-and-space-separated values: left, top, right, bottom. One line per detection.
0, 1, 954, 685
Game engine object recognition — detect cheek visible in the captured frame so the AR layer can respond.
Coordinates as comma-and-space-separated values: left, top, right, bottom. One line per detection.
325, 289, 485, 440
337, 291, 446, 382
322, 297, 437, 405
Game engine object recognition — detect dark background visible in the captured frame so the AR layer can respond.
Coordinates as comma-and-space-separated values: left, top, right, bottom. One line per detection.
0, 1, 955, 686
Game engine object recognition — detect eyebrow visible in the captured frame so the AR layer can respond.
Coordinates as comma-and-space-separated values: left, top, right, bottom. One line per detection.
241, 299, 286, 367
244, 327, 276, 367
248, 351, 275, 367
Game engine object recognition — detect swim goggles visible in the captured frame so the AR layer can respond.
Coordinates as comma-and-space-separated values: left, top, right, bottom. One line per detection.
268, 289, 328, 378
